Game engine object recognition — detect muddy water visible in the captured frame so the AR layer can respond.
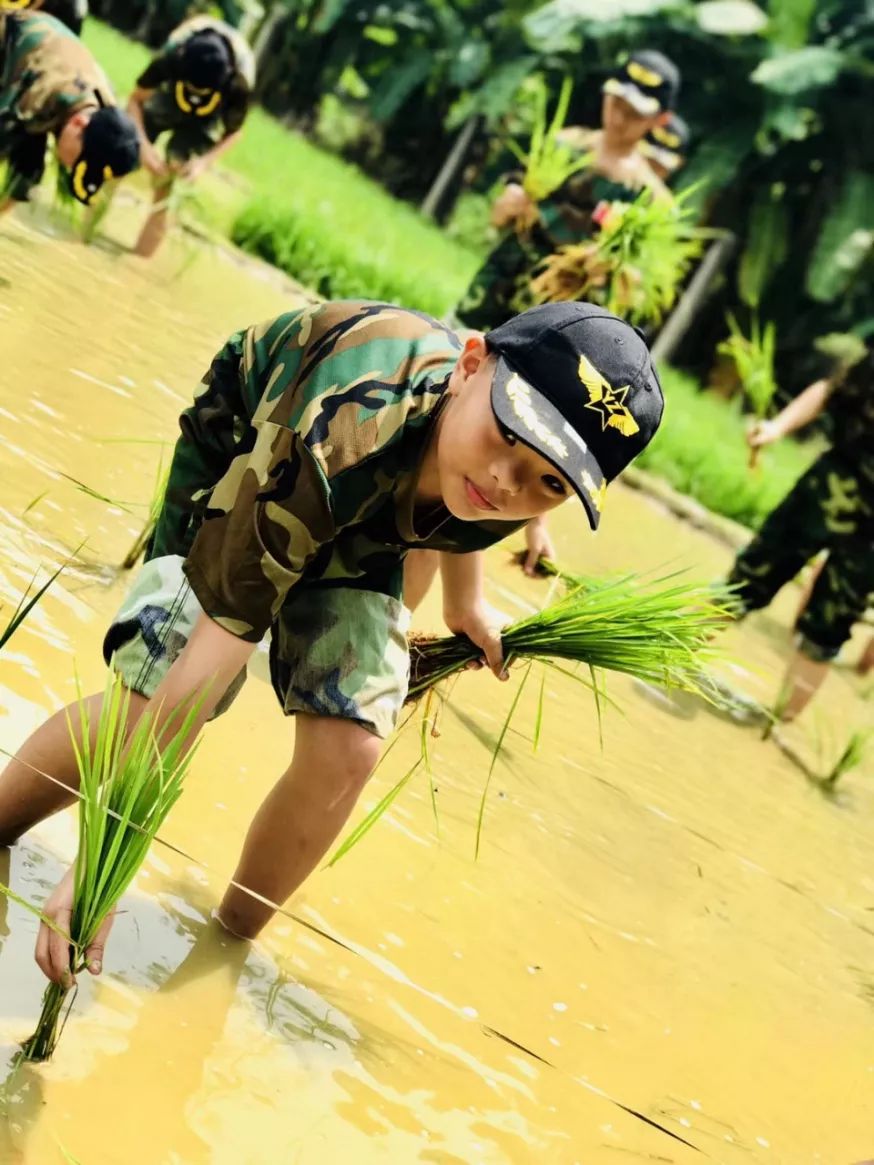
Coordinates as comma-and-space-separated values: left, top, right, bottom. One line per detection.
0, 205, 872, 1165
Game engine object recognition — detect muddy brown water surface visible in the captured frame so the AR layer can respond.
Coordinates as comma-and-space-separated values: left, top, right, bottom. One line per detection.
0, 206, 872, 1165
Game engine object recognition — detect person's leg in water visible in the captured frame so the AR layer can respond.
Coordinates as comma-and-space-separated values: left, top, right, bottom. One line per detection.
217, 714, 381, 938
778, 526, 874, 720
134, 123, 209, 258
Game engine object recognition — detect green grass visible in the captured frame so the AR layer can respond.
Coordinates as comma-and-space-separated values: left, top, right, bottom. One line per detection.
637, 367, 820, 530
82, 21, 482, 316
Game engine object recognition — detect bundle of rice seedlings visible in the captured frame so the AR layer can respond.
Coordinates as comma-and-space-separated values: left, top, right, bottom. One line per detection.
1, 562, 65, 651
822, 729, 872, 788
13, 675, 201, 1062
507, 77, 591, 233
329, 575, 727, 863
717, 313, 778, 467
407, 573, 727, 703
529, 188, 703, 325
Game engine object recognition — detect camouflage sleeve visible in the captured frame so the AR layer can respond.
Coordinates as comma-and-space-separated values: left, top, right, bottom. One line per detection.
136, 50, 174, 91
183, 419, 336, 642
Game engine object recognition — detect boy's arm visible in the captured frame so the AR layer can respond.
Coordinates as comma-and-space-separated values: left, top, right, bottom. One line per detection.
176, 128, 241, 181
748, 378, 832, 448
35, 613, 256, 986
439, 551, 508, 680
126, 84, 166, 176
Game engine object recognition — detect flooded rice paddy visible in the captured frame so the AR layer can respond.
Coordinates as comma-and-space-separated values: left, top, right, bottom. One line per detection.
0, 203, 872, 1164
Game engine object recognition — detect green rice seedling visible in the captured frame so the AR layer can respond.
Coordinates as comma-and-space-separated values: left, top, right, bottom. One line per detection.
11, 675, 202, 1062
529, 188, 703, 325
121, 459, 169, 570
330, 575, 727, 863
1, 563, 66, 652
822, 728, 872, 789
406, 573, 727, 703
717, 314, 778, 470
507, 77, 590, 228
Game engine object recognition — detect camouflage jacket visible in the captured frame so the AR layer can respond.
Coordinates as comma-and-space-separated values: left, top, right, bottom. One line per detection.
175, 301, 525, 642
0, 11, 112, 197
0, 0, 87, 36
136, 15, 255, 139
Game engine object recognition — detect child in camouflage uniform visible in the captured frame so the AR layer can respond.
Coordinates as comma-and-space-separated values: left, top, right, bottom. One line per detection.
0, 0, 86, 36
727, 341, 874, 717
0, 298, 665, 985
126, 15, 255, 257
0, 10, 139, 210
455, 50, 678, 334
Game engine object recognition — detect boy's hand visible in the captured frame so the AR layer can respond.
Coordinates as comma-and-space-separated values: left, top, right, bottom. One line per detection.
35, 866, 114, 987
445, 603, 510, 681
492, 183, 535, 230
141, 143, 168, 178
747, 418, 782, 449
521, 516, 556, 577
176, 156, 208, 183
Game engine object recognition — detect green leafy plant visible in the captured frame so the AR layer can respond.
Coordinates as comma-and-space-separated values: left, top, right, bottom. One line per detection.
822, 728, 872, 789
1, 563, 66, 652
122, 459, 170, 571
6, 676, 201, 1062
329, 573, 728, 863
717, 312, 778, 419
528, 188, 703, 325
507, 76, 590, 212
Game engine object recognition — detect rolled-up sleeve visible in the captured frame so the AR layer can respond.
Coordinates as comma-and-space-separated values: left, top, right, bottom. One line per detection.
183, 419, 334, 641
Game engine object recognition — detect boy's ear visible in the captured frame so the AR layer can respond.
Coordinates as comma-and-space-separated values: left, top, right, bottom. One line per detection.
656, 111, 671, 126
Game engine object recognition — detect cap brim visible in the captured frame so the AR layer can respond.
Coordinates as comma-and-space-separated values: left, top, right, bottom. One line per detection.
602, 77, 661, 116
491, 356, 606, 532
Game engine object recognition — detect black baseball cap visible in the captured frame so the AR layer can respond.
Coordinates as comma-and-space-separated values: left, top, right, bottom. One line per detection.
182, 30, 234, 91
602, 50, 680, 116
487, 302, 664, 530
641, 112, 690, 172
71, 106, 141, 204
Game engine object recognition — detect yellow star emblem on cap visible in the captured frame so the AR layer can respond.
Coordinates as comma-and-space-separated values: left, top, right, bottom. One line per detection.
578, 354, 640, 438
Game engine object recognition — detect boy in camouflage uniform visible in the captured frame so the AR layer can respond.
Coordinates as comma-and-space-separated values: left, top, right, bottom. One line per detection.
0, 10, 139, 211
126, 14, 255, 257
727, 341, 874, 717
456, 50, 678, 334
0, 0, 87, 36
0, 299, 665, 984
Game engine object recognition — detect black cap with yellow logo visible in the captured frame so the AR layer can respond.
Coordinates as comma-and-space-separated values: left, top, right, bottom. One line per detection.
602, 50, 680, 117
640, 112, 690, 173
486, 302, 664, 531
71, 106, 140, 205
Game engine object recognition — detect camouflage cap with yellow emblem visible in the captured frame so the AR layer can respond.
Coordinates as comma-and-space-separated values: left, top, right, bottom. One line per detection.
602, 50, 680, 116
486, 302, 664, 531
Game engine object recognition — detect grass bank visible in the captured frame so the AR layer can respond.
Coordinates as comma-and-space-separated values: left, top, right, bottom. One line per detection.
83, 21, 482, 316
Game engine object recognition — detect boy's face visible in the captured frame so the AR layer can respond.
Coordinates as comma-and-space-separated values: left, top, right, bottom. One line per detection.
601, 94, 662, 149
436, 339, 574, 523
56, 110, 89, 168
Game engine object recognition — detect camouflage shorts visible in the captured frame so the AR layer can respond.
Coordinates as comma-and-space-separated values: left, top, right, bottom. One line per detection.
728, 450, 874, 661
102, 555, 411, 739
